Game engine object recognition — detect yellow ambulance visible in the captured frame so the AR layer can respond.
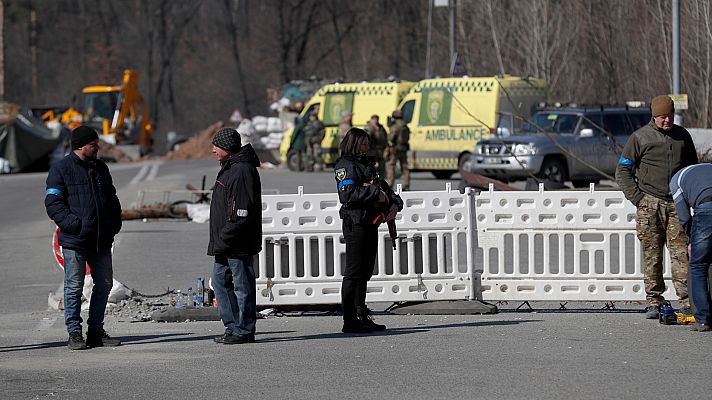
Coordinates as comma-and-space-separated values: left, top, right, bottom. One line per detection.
399, 75, 547, 178
279, 80, 415, 170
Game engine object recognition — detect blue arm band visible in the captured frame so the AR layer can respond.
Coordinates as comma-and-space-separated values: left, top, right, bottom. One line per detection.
618, 156, 634, 166
46, 188, 63, 198
338, 179, 355, 190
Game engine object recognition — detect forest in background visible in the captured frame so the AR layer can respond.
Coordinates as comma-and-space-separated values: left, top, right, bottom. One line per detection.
2, 0, 712, 152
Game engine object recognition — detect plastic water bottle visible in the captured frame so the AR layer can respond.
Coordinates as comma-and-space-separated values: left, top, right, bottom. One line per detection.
196, 278, 205, 308
187, 287, 194, 308
175, 290, 185, 309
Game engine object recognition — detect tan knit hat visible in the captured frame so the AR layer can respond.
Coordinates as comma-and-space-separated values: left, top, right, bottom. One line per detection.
651, 95, 674, 117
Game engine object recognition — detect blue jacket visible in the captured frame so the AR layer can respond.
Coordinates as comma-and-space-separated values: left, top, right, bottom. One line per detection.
670, 163, 712, 236
45, 152, 122, 253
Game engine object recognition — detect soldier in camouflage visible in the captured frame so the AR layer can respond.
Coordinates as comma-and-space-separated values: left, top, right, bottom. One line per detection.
385, 109, 410, 190
303, 112, 325, 172
615, 95, 698, 319
338, 112, 353, 143
364, 114, 388, 177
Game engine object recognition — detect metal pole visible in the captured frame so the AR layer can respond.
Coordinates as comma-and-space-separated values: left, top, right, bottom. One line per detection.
426, 0, 433, 79
449, 0, 456, 65
672, 0, 682, 125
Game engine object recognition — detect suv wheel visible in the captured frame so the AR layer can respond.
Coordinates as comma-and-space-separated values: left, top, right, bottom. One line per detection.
432, 170, 454, 179
571, 179, 600, 188
538, 159, 567, 184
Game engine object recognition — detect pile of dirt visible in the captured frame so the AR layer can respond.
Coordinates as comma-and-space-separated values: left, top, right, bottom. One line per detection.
163, 121, 224, 160
97, 140, 133, 162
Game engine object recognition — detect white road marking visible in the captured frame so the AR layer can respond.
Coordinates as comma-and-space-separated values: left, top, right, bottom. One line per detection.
145, 161, 162, 181
129, 164, 150, 185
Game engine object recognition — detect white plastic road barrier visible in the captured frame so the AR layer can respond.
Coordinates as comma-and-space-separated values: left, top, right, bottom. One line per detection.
258, 183, 680, 305
257, 184, 476, 305
474, 184, 676, 302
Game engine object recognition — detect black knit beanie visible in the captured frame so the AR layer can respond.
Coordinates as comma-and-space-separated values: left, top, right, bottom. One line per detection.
71, 126, 99, 150
212, 128, 242, 152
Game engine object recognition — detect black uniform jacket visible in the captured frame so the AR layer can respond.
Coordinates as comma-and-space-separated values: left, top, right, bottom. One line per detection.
334, 155, 403, 225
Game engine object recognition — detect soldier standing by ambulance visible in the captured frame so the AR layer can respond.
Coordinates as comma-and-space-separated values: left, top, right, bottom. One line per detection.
364, 114, 388, 177
303, 112, 325, 172
616, 95, 698, 319
385, 109, 410, 190
338, 112, 353, 143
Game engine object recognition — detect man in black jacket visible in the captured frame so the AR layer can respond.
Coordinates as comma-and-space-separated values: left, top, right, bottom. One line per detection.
45, 126, 122, 350
208, 128, 262, 344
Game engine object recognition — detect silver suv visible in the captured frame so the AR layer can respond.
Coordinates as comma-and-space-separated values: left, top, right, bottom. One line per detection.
462, 107, 651, 187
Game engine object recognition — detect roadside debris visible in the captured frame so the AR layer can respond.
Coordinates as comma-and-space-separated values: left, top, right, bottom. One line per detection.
163, 118, 284, 166
458, 169, 520, 192
48, 277, 132, 311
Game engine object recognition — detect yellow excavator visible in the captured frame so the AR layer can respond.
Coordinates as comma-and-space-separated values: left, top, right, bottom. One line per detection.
81, 69, 153, 153
37, 69, 153, 155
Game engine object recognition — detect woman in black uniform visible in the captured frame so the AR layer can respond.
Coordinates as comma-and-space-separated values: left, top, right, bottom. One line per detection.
334, 128, 403, 333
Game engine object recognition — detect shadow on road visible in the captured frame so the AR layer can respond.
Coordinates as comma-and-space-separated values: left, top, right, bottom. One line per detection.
257, 319, 537, 343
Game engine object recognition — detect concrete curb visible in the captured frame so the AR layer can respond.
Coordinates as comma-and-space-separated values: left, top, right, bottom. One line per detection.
151, 306, 221, 322
389, 300, 498, 315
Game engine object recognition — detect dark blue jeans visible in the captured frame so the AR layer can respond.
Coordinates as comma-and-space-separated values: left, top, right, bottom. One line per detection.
63, 248, 113, 335
213, 255, 256, 338
689, 204, 712, 325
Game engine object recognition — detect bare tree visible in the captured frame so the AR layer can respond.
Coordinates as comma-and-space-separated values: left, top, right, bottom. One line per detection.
275, 0, 320, 82
0, 0, 4, 101
486, 0, 505, 76
223, 0, 252, 115
29, 5, 36, 100
151, 0, 201, 129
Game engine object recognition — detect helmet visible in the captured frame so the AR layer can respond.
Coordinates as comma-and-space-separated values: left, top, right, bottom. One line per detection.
392, 109, 403, 118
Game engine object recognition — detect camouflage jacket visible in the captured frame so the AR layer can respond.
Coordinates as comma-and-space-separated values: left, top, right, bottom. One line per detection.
365, 123, 388, 152
388, 119, 410, 152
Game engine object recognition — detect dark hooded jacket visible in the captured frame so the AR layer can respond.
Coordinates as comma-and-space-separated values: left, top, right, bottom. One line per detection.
208, 144, 262, 258
45, 151, 122, 252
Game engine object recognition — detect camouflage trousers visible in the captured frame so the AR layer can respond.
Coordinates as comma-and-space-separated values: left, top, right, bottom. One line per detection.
385, 150, 410, 190
304, 143, 322, 172
636, 193, 690, 307
369, 148, 386, 178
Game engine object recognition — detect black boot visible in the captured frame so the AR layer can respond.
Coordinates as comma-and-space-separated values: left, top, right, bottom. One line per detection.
342, 319, 373, 334
358, 308, 386, 331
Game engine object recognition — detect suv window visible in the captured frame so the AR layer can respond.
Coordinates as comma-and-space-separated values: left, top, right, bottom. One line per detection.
602, 113, 628, 136
553, 114, 579, 133
521, 113, 579, 134
496, 112, 515, 137
628, 113, 650, 132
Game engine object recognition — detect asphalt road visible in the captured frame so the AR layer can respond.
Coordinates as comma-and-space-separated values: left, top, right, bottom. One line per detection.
1, 160, 709, 400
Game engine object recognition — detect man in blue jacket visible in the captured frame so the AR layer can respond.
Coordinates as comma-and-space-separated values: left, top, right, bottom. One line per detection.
670, 164, 712, 332
208, 128, 262, 344
45, 126, 123, 350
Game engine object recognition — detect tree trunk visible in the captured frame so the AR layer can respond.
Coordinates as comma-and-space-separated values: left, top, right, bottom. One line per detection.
223, 0, 252, 116
30, 7, 37, 101
0, 0, 4, 101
